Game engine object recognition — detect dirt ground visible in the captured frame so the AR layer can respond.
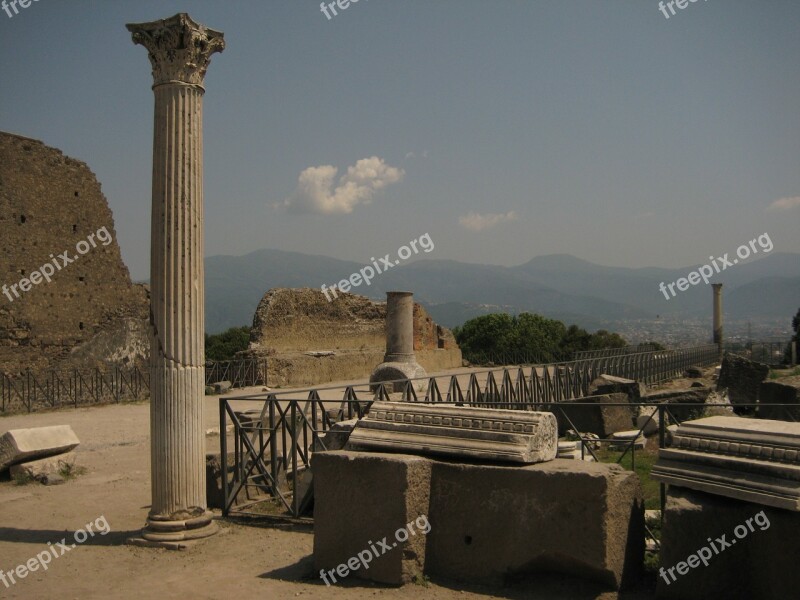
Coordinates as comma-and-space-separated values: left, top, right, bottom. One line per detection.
0, 368, 683, 600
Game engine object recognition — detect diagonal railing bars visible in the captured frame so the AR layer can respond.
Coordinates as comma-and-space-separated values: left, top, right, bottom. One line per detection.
219, 345, 721, 519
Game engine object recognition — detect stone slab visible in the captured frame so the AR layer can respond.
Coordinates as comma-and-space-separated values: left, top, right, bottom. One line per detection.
347, 402, 557, 464
551, 393, 634, 437
758, 380, 800, 422
717, 353, 769, 413
312, 450, 643, 590
313, 451, 431, 585
657, 487, 798, 600
425, 457, 643, 589
9, 451, 77, 481
588, 375, 645, 402
0, 426, 80, 471
652, 416, 800, 511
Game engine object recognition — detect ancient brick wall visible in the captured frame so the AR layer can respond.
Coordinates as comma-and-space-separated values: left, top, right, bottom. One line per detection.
0, 131, 148, 374
246, 287, 462, 386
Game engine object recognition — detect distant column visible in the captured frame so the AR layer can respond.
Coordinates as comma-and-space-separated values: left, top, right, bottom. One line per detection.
712, 284, 723, 361
126, 13, 224, 546
370, 292, 427, 392
384, 291, 415, 362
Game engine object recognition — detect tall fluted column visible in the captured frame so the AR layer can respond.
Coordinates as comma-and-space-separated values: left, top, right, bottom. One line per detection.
127, 13, 224, 546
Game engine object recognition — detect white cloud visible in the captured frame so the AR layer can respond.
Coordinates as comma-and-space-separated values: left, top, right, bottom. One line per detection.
767, 196, 800, 212
458, 210, 518, 232
279, 157, 404, 215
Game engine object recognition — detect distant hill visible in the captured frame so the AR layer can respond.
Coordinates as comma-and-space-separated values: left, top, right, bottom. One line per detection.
203, 249, 800, 333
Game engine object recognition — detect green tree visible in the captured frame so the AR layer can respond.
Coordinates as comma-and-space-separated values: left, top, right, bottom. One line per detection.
454, 313, 517, 357
560, 324, 592, 357
514, 313, 566, 361
205, 326, 251, 361
588, 330, 627, 351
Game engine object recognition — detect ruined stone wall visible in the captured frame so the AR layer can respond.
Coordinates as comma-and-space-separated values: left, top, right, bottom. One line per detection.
246, 287, 462, 387
0, 132, 149, 374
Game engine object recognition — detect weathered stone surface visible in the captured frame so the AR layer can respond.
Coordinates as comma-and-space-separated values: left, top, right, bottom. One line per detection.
643, 388, 711, 423
313, 450, 643, 590
313, 451, 431, 586
205, 452, 235, 510
212, 380, 232, 394
242, 288, 460, 388
347, 402, 557, 464
0, 132, 150, 375
312, 418, 358, 452
758, 380, 800, 421
636, 408, 660, 436
657, 487, 798, 600
717, 352, 769, 413
683, 366, 704, 378
552, 393, 634, 437
9, 451, 77, 480
426, 458, 644, 589
0, 426, 80, 471
652, 416, 800, 511
610, 430, 646, 450
589, 375, 645, 402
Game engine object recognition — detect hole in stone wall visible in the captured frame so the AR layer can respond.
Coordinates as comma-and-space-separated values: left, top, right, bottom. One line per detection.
20, 270, 25, 276
72, 224, 77, 233
79, 322, 84, 330
19, 215, 26, 224
78, 276, 85, 282
74, 191, 79, 197
464, 536, 473, 545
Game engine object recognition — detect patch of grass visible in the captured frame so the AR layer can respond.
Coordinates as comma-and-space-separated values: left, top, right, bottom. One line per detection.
596, 446, 661, 510
12, 471, 34, 486
411, 572, 430, 587
769, 367, 800, 379
59, 462, 87, 480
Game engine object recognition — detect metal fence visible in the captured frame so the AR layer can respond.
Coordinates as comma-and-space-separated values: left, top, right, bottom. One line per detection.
1, 358, 269, 414
205, 358, 267, 388
219, 344, 720, 519
1, 365, 150, 414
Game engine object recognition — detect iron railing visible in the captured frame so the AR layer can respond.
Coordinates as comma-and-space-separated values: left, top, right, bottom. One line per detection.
205, 358, 267, 388
219, 344, 720, 519
0, 357, 270, 414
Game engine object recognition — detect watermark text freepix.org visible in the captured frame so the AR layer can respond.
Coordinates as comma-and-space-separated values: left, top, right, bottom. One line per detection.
319, 514, 431, 585
321, 233, 434, 301
658, 0, 708, 20
1, 226, 113, 303
659, 232, 772, 300
320, 0, 367, 20
659, 510, 769, 585
0, 515, 110, 589
2, 0, 41, 19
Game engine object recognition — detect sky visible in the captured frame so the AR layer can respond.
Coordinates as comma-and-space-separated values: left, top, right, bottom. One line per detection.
1, 0, 798, 282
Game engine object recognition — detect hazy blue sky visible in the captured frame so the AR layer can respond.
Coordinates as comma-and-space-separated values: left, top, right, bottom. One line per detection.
1, 0, 798, 281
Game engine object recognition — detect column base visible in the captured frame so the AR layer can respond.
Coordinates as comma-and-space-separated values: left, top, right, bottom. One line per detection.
127, 510, 218, 550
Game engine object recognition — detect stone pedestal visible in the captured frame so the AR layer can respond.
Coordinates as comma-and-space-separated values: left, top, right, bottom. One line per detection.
347, 401, 558, 464
652, 416, 800, 511
370, 292, 426, 391
126, 13, 224, 546
313, 450, 644, 590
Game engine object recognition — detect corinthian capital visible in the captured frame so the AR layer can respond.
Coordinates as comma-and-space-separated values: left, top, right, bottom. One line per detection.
127, 13, 225, 88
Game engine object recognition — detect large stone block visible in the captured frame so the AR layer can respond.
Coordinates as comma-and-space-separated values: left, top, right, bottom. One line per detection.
652, 416, 800, 511
588, 374, 645, 402
313, 451, 431, 586
717, 352, 769, 413
312, 450, 644, 591
658, 487, 799, 600
758, 380, 800, 421
643, 388, 711, 423
8, 451, 77, 481
551, 393, 634, 437
347, 402, 557, 464
426, 459, 643, 590
0, 425, 80, 471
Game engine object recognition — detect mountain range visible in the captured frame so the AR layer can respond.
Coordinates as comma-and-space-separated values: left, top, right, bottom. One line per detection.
203, 249, 800, 333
